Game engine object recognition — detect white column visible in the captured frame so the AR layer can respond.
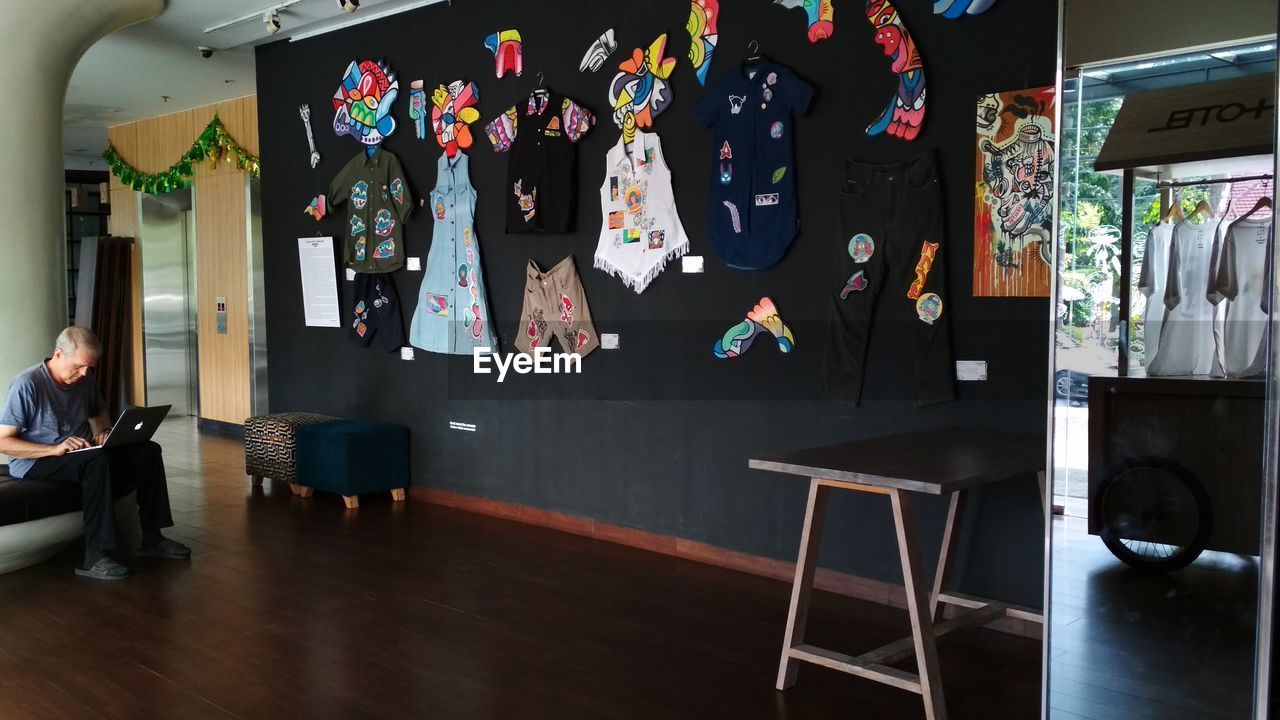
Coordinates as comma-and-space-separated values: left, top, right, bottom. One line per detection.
0, 0, 162, 391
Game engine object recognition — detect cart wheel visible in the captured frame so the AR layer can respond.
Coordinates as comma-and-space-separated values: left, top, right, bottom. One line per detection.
1094, 456, 1212, 572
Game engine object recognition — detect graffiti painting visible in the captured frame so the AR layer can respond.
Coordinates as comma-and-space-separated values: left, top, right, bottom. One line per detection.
431, 80, 481, 157
774, 0, 834, 43
864, 0, 926, 141
687, 0, 719, 85
332, 59, 399, 145
609, 34, 678, 144
973, 85, 1055, 297
934, 0, 997, 17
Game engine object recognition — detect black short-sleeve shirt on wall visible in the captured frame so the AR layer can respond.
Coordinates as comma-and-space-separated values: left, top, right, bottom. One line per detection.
484, 89, 596, 234
695, 61, 813, 271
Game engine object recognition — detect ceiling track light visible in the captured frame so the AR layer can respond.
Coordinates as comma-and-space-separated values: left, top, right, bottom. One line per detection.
264, 10, 281, 35
338, 0, 360, 12
203, 0, 306, 35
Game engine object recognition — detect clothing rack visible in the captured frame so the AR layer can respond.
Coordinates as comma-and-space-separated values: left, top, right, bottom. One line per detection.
1155, 173, 1273, 189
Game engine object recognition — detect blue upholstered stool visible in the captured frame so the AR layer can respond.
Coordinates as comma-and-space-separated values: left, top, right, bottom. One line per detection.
294, 419, 410, 508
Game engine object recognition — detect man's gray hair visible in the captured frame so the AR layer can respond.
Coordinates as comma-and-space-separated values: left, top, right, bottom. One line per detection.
55, 326, 102, 358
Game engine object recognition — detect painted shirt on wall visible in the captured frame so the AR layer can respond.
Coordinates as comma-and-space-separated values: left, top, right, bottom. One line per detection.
327, 148, 414, 273
593, 130, 690, 293
694, 60, 813, 271
409, 152, 498, 355
484, 89, 594, 233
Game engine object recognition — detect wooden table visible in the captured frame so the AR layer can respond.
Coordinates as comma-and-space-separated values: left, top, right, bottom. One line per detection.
750, 428, 1046, 720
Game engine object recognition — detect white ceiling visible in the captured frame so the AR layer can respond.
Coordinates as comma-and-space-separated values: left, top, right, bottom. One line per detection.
65, 0, 435, 171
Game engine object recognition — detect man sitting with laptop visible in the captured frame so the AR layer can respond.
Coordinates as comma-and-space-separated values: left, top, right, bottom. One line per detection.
0, 327, 190, 580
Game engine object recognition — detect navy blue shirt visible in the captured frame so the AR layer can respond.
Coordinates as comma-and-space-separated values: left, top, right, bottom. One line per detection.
695, 61, 813, 270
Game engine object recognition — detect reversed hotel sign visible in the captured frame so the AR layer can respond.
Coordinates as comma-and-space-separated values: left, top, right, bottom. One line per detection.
1093, 73, 1275, 172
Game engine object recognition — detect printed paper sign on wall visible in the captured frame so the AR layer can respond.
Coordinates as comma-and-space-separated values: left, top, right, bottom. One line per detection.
973, 85, 1056, 297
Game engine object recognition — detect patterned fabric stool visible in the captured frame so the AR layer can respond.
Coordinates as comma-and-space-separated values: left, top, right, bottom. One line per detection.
295, 420, 409, 508
244, 413, 340, 488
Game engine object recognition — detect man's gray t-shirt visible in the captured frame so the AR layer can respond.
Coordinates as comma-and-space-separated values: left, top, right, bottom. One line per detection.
0, 362, 104, 478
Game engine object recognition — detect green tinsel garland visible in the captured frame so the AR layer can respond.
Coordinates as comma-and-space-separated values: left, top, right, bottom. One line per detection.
103, 114, 261, 194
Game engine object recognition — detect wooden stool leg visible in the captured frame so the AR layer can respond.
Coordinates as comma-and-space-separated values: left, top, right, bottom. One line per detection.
390, 488, 406, 502
294, 485, 314, 498
776, 478, 830, 690
929, 490, 966, 621
343, 495, 359, 509
890, 489, 947, 720
250, 475, 263, 486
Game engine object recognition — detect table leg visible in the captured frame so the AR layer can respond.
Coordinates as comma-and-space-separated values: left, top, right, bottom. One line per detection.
890, 488, 947, 720
776, 478, 830, 690
929, 490, 966, 622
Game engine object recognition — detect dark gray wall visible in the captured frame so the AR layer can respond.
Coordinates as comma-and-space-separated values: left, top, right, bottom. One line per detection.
257, 0, 1054, 607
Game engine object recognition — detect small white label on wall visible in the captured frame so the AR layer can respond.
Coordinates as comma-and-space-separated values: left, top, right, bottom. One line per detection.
682, 256, 704, 274
400, 347, 415, 361
601, 333, 620, 350
956, 360, 988, 381
345, 268, 356, 281
407, 257, 421, 271
449, 421, 477, 432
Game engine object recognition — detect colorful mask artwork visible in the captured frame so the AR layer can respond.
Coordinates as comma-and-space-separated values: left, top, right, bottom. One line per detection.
609, 34, 678, 144
865, 0, 926, 142
974, 86, 1056, 297
687, 0, 720, 85
713, 297, 795, 359
933, 0, 996, 17
579, 28, 617, 73
332, 59, 399, 145
774, 0, 835, 43
408, 81, 427, 140
431, 80, 481, 157
303, 194, 326, 221
484, 30, 523, 78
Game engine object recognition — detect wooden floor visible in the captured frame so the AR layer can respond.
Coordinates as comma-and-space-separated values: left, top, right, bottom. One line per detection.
1048, 515, 1259, 719
0, 418, 1040, 719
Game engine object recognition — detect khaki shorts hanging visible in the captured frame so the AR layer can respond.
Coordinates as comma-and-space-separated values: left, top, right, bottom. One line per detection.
515, 256, 600, 358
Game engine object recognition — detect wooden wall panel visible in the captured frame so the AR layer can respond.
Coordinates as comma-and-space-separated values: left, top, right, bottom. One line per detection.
195, 172, 250, 424
106, 187, 145, 407
105, 95, 257, 423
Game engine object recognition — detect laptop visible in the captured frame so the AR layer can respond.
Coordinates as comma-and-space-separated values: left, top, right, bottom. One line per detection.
69, 405, 173, 453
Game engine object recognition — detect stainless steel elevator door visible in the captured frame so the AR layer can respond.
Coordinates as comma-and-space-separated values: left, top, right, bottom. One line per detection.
139, 189, 198, 416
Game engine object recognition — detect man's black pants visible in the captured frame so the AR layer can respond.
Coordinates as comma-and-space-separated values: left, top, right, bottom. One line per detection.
820, 151, 956, 407
23, 441, 174, 555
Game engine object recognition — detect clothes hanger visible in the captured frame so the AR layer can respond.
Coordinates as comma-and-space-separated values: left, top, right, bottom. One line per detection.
1187, 198, 1215, 222
1160, 200, 1185, 224
1233, 195, 1273, 223
745, 39, 762, 62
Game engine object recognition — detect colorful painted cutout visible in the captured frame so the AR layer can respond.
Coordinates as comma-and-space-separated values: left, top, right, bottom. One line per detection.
719, 163, 733, 185
848, 233, 875, 263
840, 270, 868, 299
714, 296, 795, 358
409, 81, 427, 140
772, 167, 787, 184
609, 34, 678, 144
374, 209, 394, 236
580, 28, 617, 73
907, 241, 939, 300
934, 0, 996, 17
349, 216, 366, 236
424, 293, 449, 316
770, 121, 784, 139
720, 141, 733, 160
432, 80, 481, 157
773, 0, 835, 43
390, 178, 405, 204
484, 30, 523, 78
728, 95, 745, 114
350, 181, 369, 210
457, 263, 471, 287
754, 193, 779, 206
622, 228, 641, 243
373, 239, 396, 259
435, 194, 447, 220
354, 236, 367, 262
916, 293, 942, 324
974, 86, 1055, 297
727, 199, 747, 230
513, 179, 536, 222
762, 88, 774, 102
687, 0, 720, 85
608, 211, 624, 229
649, 230, 665, 249
332, 59, 399, 145
304, 194, 327, 220
464, 227, 473, 246
865, 0, 926, 141
573, 329, 590, 350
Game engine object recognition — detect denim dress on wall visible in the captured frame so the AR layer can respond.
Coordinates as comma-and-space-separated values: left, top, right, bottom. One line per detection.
409, 151, 498, 354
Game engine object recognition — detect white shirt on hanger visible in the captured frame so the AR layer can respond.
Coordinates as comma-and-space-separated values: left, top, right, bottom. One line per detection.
1208, 216, 1273, 378
1146, 217, 1222, 376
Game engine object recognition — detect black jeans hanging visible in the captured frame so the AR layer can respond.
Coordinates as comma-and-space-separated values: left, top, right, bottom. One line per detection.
820, 151, 956, 407
349, 272, 405, 352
